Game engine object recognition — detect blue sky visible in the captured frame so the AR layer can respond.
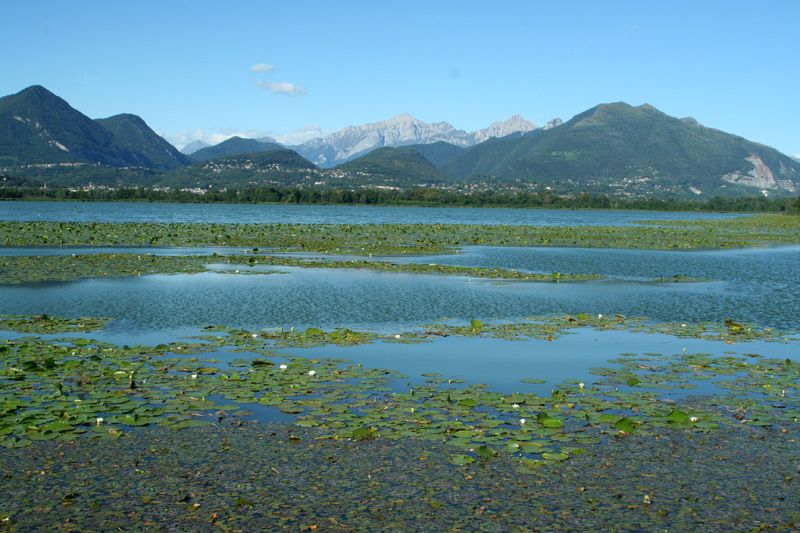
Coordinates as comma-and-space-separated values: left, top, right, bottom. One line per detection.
3, 1, 799, 157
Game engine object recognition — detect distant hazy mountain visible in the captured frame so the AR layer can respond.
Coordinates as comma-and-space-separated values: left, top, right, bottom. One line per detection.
0, 85, 188, 170
189, 136, 284, 162
293, 113, 539, 168
440, 102, 800, 197
180, 140, 210, 155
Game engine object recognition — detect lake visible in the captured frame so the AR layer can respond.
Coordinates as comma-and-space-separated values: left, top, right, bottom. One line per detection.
3, 200, 800, 532
0, 200, 745, 225
1, 201, 798, 398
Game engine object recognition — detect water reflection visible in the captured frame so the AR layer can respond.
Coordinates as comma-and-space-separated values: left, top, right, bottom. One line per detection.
2, 242, 799, 333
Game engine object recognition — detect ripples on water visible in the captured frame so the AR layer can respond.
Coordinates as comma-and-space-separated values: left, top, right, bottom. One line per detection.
2, 243, 798, 332
1, 202, 797, 393
1, 201, 745, 226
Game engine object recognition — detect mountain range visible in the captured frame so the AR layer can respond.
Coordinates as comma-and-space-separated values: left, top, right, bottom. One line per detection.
289, 113, 539, 167
1, 84, 799, 199
0, 85, 189, 170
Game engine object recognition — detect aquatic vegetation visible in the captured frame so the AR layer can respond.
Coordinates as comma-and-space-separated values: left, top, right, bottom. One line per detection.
0, 254, 213, 284
0, 314, 112, 334
2, 315, 798, 473
1, 211, 798, 530
1, 214, 798, 254
0, 252, 602, 284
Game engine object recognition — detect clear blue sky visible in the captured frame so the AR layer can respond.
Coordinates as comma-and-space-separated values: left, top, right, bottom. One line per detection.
3, 1, 799, 156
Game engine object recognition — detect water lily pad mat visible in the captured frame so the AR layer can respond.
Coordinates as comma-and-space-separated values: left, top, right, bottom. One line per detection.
1, 420, 797, 532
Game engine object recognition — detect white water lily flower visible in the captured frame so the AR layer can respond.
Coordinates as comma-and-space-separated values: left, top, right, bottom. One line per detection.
191, 374, 197, 379
512, 404, 520, 409
279, 364, 288, 370
96, 417, 103, 426
690, 417, 698, 422
395, 335, 401, 339
519, 418, 526, 425
598, 314, 603, 319
579, 383, 585, 389
308, 370, 317, 377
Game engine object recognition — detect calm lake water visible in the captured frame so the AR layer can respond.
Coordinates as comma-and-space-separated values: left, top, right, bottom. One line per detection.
0, 200, 744, 226
1, 201, 797, 396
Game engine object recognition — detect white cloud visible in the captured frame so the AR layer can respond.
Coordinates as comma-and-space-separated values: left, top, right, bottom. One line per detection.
250, 63, 275, 74
167, 129, 243, 150
272, 124, 331, 146
163, 124, 329, 150
254, 80, 307, 97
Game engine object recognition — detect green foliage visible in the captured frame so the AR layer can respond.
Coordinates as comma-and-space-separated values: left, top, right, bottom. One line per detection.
4, 182, 798, 213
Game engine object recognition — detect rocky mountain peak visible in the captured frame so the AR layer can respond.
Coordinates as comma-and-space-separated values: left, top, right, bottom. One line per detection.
294, 113, 539, 167
543, 118, 563, 130
471, 115, 537, 143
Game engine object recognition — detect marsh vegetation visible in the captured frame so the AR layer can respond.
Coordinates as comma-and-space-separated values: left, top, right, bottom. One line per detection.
1, 203, 799, 530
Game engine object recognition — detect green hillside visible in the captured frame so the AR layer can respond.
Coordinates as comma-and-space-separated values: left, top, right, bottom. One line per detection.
442, 103, 800, 198
0, 85, 116, 166
404, 141, 465, 167
160, 149, 318, 188
334, 147, 453, 187
189, 137, 284, 162
95, 114, 191, 170
0, 86, 191, 185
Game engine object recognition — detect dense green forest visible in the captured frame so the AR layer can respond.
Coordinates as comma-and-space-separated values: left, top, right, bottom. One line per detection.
1, 178, 798, 213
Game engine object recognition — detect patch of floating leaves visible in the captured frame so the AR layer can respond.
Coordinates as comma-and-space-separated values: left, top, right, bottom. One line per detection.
0, 251, 602, 284
416, 313, 794, 344
0, 314, 112, 334
2, 314, 798, 473
1, 215, 798, 255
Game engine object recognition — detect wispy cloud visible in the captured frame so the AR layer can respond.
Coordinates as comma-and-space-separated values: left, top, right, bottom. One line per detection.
250, 63, 275, 74
163, 124, 328, 150
272, 124, 331, 146
250, 62, 306, 97
167, 129, 242, 150
253, 80, 307, 97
